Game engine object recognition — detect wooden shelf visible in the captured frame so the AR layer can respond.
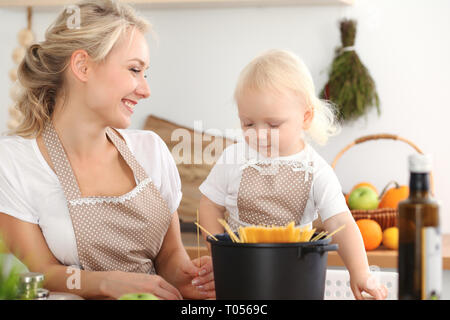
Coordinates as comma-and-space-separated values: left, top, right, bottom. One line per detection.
328, 246, 399, 269
0, 0, 354, 9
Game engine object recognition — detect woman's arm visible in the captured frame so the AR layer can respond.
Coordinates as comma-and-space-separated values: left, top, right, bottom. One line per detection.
0, 212, 109, 299
199, 195, 226, 250
155, 211, 215, 299
322, 211, 387, 300
0, 212, 183, 300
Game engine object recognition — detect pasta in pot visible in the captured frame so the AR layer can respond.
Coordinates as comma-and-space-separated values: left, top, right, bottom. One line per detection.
197, 215, 345, 244
218, 220, 316, 243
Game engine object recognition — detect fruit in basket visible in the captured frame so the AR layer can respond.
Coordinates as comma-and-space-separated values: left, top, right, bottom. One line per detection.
378, 181, 409, 209
348, 186, 379, 210
356, 219, 382, 251
350, 182, 378, 195
382, 227, 399, 250
118, 293, 159, 300
346, 182, 378, 207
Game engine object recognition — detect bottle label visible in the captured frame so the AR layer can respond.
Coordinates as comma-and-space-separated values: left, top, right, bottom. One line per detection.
421, 227, 442, 300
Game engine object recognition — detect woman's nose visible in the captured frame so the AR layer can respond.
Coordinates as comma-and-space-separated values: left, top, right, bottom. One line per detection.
136, 77, 151, 99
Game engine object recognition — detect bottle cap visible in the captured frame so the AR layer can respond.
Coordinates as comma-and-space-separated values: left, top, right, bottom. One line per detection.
408, 153, 432, 173
35, 288, 50, 300
19, 272, 44, 284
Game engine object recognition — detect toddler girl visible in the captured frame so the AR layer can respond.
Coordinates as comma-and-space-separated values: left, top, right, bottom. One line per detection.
199, 49, 387, 300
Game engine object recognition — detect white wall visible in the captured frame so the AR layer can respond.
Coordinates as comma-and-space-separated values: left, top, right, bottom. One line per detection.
1, 0, 449, 232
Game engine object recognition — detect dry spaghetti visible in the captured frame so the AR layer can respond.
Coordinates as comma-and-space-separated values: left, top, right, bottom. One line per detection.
220, 220, 345, 244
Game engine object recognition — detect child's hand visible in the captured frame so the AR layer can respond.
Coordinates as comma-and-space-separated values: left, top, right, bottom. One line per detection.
350, 272, 388, 300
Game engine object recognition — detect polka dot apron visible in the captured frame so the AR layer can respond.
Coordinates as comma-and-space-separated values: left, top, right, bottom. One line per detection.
228, 159, 314, 231
41, 122, 172, 273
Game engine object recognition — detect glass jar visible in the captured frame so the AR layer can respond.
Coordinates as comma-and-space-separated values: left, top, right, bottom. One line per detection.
17, 272, 44, 300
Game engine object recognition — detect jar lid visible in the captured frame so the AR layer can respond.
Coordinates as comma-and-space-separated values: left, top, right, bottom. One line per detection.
409, 153, 432, 173
47, 292, 84, 300
35, 288, 49, 299
19, 272, 45, 284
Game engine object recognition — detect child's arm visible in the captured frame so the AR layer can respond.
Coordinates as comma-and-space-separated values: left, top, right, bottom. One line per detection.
323, 211, 388, 300
199, 195, 226, 252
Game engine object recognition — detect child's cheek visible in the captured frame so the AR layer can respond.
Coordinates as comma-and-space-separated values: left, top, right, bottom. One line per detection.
243, 131, 255, 150
277, 132, 290, 154
243, 128, 258, 148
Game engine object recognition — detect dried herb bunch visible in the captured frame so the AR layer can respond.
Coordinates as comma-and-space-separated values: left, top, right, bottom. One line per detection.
321, 19, 380, 122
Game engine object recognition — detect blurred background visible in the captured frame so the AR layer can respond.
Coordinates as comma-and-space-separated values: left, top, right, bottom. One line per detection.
0, 0, 449, 232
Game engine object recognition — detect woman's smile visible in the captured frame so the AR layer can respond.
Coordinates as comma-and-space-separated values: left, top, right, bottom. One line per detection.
122, 98, 137, 114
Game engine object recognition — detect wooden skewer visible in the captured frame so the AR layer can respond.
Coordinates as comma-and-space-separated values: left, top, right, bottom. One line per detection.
194, 222, 218, 241
324, 224, 346, 240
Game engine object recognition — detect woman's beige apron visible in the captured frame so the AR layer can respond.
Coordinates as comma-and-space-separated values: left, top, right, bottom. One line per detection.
228, 159, 314, 231
41, 122, 172, 273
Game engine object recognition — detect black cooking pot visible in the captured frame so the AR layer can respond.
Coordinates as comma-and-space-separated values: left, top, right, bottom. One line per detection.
207, 233, 338, 300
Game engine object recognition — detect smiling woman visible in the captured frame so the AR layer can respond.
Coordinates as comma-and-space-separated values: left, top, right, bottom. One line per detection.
11, 0, 151, 138
0, 0, 215, 300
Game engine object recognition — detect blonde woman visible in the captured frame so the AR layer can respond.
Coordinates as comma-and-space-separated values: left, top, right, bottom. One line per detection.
199, 49, 388, 300
0, 0, 214, 300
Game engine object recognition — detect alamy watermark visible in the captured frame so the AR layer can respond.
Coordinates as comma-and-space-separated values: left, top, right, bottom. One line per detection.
65, 5, 81, 30
170, 120, 281, 168
66, 265, 81, 290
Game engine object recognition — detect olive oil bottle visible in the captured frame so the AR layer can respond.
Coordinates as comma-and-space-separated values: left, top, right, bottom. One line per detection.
398, 154, 441, 300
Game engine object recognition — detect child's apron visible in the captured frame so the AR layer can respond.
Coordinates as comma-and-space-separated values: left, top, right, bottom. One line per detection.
228, 159, 314, 231
41, 122, 172, 274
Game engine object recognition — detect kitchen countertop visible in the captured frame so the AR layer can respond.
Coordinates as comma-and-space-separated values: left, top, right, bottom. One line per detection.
182, 233, 450, 270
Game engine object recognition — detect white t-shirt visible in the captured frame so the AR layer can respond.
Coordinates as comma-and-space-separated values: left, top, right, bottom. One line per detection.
0, 129, 182, 267
199, 141, 348, 228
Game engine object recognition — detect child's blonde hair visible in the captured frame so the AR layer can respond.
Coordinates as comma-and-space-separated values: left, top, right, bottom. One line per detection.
234, 49, 340, 145
10, 0, 150, 138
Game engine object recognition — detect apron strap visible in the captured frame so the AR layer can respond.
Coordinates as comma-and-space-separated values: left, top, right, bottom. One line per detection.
105, 127, 149, 183
41, 122, 149, 201
41, 121, 82, 201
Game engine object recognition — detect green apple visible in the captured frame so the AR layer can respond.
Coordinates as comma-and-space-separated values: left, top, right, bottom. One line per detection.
118, 293, 159, 300
348, 186, 379, 210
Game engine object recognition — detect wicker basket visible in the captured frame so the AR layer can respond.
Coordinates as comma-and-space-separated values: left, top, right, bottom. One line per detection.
332, 133, 434, 230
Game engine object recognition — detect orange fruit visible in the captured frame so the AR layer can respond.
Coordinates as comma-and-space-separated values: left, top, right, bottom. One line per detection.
356, 219, 382, 251
378, 181, 409, 209
382, 227, 399, 250
350, 182, 378, 196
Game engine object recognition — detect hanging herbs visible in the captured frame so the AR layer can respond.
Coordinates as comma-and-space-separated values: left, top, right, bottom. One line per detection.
320, 19, 380, 123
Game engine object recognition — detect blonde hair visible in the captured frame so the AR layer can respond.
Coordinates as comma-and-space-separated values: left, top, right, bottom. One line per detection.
234, 49, 340, 146
10, 0, 151, 138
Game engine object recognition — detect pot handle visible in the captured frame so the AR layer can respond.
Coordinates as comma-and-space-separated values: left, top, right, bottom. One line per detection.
297, 243, 339, 259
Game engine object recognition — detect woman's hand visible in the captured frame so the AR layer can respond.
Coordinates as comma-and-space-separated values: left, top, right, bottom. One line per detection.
174, 255, 216, 300
350, 272, 388, 300
100, 271, 183, 300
